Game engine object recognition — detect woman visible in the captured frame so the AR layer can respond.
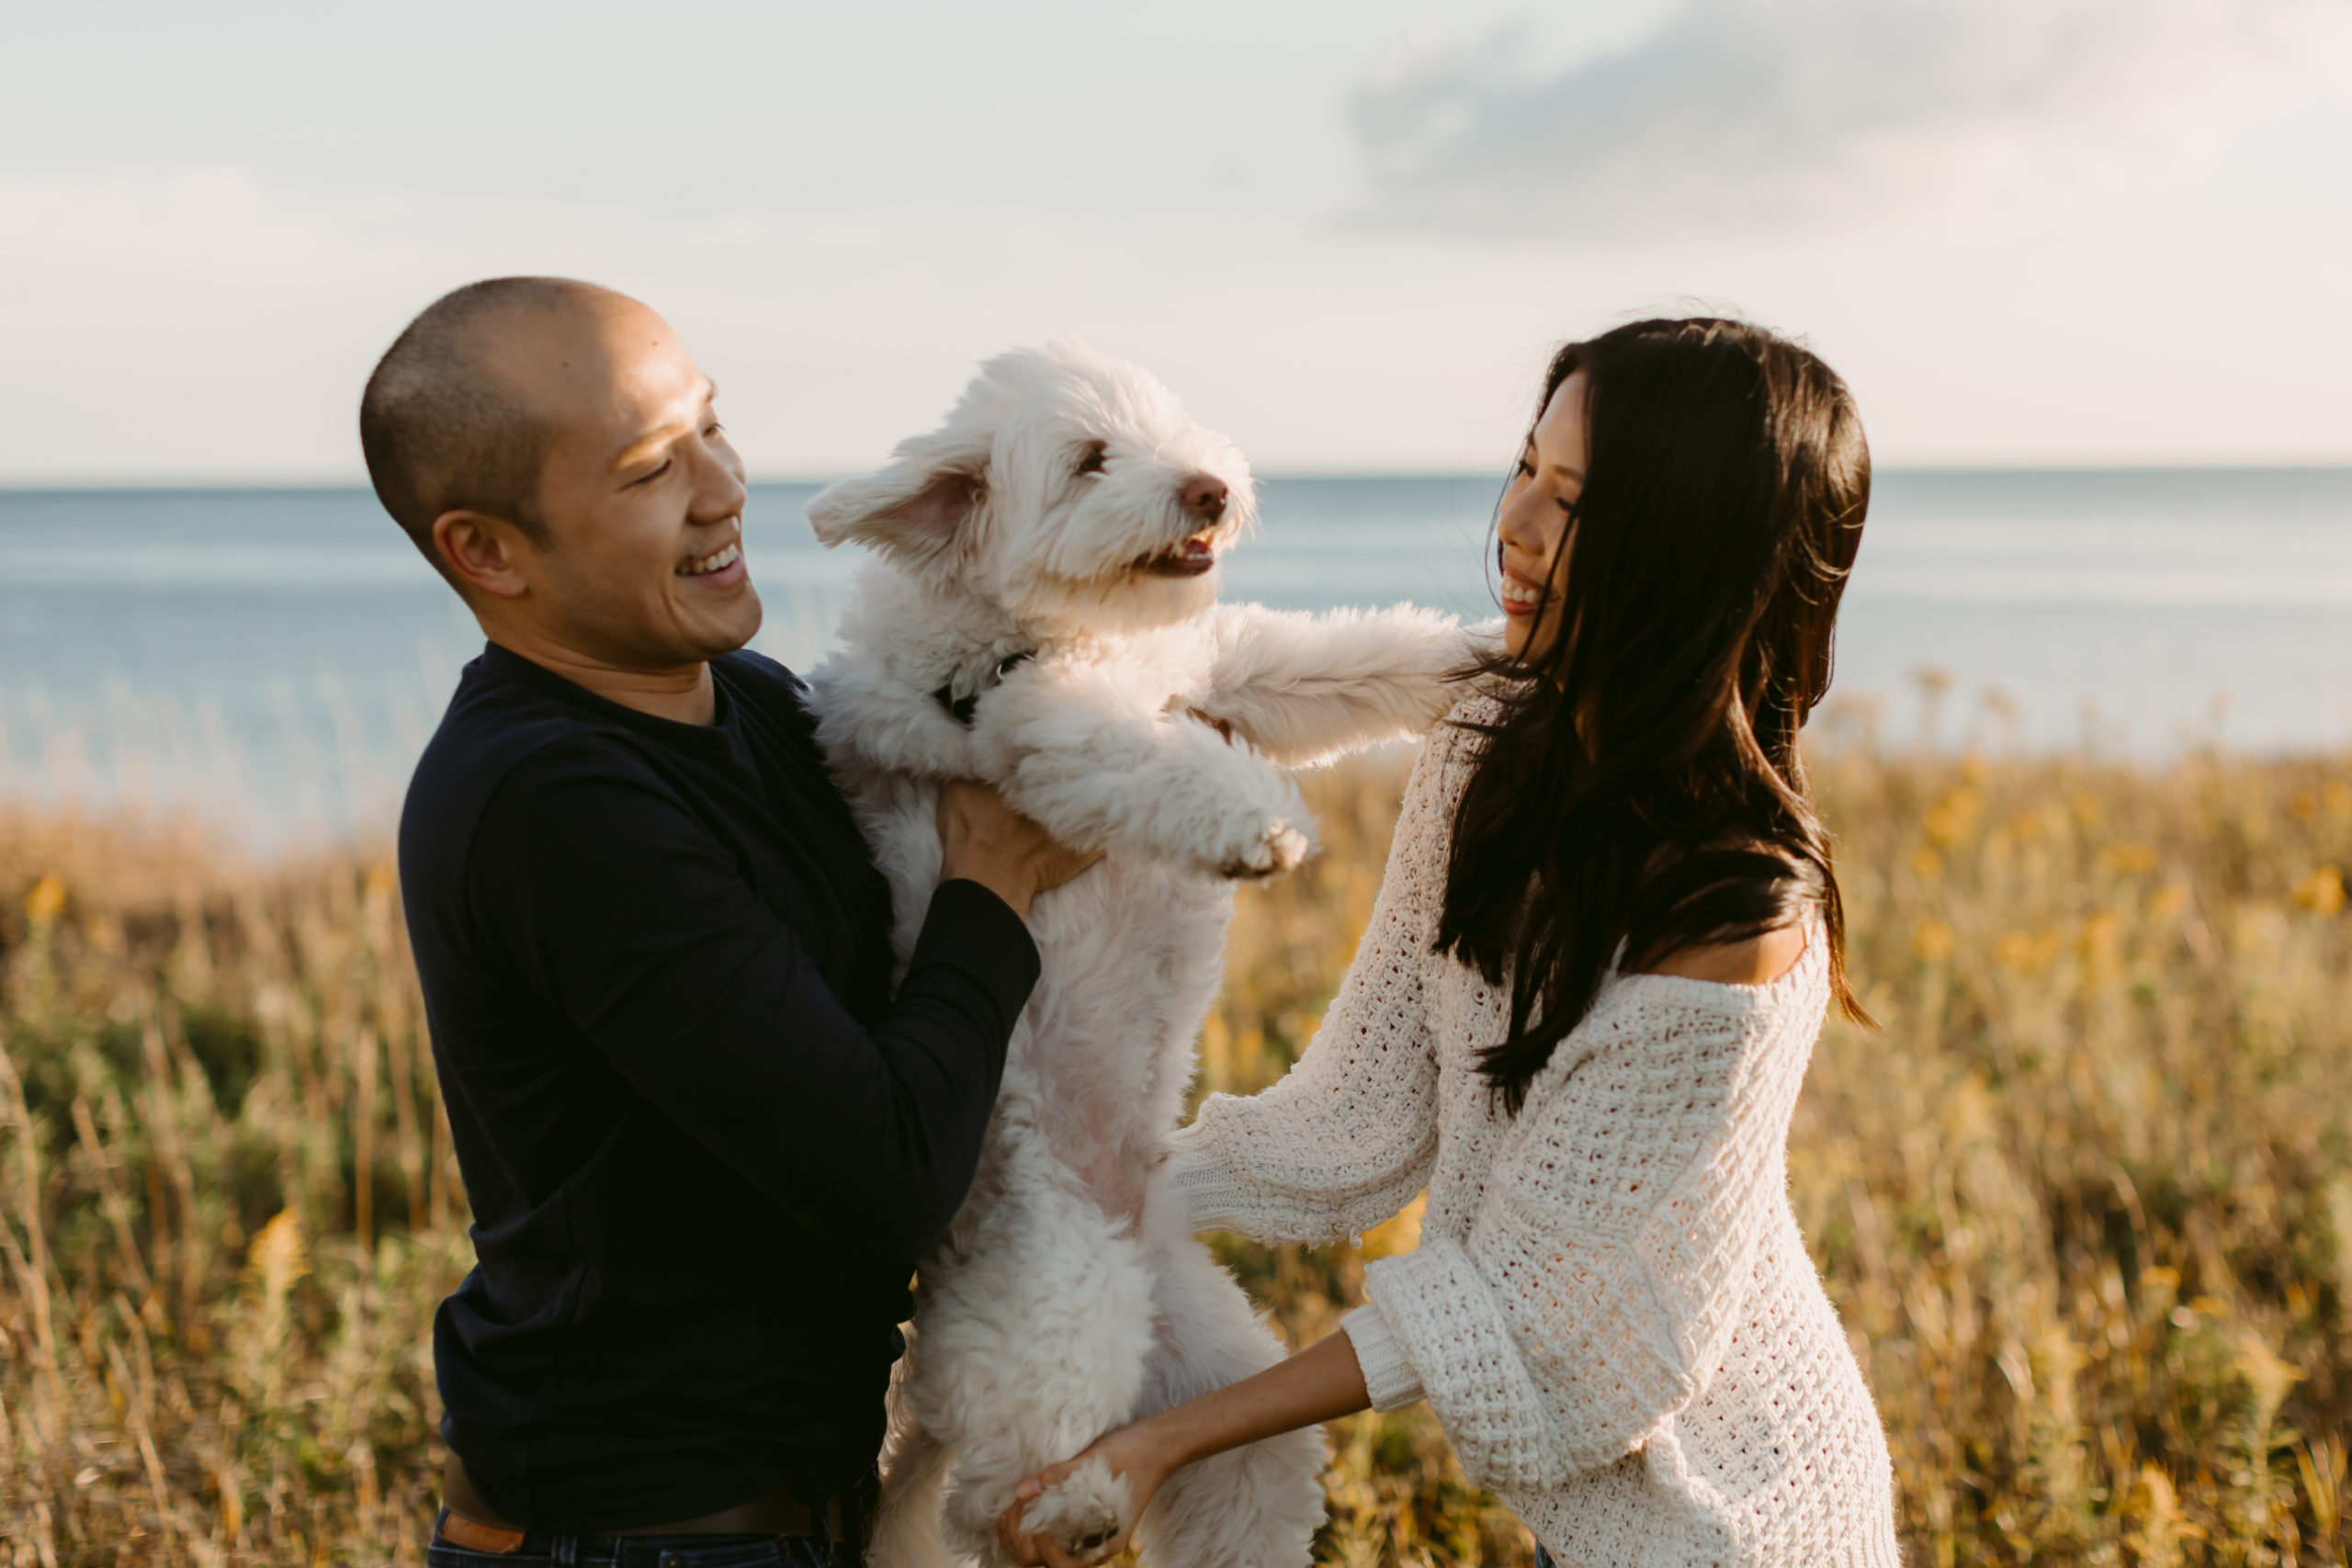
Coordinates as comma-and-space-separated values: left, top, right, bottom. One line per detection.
1000, 317, 1900, 1567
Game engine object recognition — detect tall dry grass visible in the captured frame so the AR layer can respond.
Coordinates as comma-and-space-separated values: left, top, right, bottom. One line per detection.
1, 738, 2347, 1564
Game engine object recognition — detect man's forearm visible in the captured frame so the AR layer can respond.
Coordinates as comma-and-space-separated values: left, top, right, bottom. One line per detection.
776, 877, 1039, 1257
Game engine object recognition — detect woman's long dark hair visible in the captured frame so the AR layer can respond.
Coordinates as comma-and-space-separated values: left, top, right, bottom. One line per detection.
1439, 317, 1873, 1113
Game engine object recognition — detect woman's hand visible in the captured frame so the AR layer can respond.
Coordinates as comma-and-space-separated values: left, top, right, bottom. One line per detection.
995, 1331, 1374, 1566
997, 1416, 1181, 1568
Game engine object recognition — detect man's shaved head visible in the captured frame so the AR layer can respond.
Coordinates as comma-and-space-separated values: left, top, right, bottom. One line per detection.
359, 276, 617, 571
360, 278, 754, 694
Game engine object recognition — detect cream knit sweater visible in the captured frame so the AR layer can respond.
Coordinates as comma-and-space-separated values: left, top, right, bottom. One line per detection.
1169, 702, 1901, 1568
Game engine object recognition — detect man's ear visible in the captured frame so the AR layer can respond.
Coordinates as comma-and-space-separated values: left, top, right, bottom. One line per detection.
432, 510, 533, 599
807, 434, 989, 566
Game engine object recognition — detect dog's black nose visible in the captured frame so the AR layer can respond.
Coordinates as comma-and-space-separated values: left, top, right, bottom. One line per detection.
1180, 473, 1228, 522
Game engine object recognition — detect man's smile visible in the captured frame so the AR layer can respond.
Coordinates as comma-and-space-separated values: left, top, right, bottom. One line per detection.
678, 538, 745, 581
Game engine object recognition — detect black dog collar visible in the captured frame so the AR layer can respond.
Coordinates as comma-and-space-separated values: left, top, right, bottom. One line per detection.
932, 650, 1035, 728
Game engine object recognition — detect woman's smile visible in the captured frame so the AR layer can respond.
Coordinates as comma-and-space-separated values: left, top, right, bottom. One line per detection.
1496, 371, 1589, 660
1498, 558, 1552, 617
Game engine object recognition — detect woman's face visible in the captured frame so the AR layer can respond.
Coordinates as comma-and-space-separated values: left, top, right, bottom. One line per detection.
1498, 371, 1589, 665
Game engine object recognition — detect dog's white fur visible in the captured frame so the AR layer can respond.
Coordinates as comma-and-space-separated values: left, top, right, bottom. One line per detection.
804, 343, 1477, 1568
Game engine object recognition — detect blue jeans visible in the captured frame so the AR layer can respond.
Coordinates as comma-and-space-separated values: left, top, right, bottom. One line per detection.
427, 1509, 862, 1568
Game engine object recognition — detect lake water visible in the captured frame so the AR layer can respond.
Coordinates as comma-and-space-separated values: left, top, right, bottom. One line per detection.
3, 470, 2349, 843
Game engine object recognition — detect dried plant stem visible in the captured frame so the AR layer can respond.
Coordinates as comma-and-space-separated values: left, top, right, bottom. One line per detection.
73, 1092, 156, 1299
0, 1037, 65, 1439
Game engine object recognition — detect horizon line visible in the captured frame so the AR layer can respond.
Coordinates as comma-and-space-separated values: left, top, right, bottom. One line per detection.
5, 461, 2352, 494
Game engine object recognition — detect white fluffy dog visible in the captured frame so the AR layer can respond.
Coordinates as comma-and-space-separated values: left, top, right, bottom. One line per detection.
804, 343, 1474, 1568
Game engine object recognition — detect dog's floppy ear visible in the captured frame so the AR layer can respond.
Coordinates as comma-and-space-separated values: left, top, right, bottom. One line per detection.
808, 437, 989, 565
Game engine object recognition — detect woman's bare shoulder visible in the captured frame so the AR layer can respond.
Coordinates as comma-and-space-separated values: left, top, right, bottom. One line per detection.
1636, 923, 1809, 987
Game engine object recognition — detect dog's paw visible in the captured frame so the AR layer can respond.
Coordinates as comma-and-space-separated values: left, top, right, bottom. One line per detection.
1017, 1455, 1131, 1563
1216, 818, 1310, 880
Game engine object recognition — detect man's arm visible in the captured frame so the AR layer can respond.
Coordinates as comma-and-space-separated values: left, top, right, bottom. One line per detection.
469, 741, 1053, 1259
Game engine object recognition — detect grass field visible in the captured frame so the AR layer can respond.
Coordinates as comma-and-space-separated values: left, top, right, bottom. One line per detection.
1, 735, 2348, 1565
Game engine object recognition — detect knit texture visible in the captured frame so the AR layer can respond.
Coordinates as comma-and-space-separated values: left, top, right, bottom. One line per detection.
1338, 1303, 1424, 1411
1170, 698, 1901, 1567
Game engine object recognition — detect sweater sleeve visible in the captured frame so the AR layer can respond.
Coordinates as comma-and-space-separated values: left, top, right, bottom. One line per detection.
465, 738, 1038, 1262
1363, 991, 1772, 1490
1166, 724, 1459, 1244
1340, 1301, 1426, 1411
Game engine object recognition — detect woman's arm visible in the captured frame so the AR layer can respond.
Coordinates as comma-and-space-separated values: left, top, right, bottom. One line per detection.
1168, 722, 1465, 1243
997, 1332, 1373, 1568
1363, 992, 1780, 1488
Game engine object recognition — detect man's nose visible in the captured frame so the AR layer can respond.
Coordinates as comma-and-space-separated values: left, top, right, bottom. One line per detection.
1180, 473, 1227, 523
690, 448, 748, 523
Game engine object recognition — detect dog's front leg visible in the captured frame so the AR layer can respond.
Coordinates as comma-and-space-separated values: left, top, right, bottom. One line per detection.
967, 657, 1315, 879
1193, 603, 1501, 769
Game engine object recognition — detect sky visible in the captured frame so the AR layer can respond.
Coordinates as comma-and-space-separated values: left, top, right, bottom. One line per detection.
3, 0, 2349, 482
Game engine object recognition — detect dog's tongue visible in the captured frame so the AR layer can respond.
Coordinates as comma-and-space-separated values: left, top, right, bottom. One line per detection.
1182, 536, 1213, 560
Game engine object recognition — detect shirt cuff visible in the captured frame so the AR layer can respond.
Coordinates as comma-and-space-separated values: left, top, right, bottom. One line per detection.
1166, 1120, 1252, 1234
1341, 1302, 1426, 1412
912, 879, 1043, 1032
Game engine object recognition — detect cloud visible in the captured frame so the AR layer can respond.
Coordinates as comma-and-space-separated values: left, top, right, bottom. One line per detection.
1349, 0, 2352, 238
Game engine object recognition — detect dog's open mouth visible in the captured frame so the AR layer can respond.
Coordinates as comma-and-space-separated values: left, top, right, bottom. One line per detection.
1135, 532, 1219, 578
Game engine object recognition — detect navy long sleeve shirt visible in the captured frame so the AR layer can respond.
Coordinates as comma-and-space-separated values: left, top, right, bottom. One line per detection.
399, 642, 1037, 1531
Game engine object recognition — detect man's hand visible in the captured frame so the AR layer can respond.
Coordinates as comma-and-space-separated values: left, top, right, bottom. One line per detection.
936, 781, 1102, 919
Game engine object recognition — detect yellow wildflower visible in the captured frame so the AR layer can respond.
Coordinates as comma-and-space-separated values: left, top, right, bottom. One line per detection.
1911, 919, 1956, 962
2292, 866, 2345, 916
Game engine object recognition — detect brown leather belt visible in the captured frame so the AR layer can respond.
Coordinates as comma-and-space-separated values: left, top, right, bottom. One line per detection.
439, 1454, 853, 1554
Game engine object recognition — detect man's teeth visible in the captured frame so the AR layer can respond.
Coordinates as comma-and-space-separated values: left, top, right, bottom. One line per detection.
1501, 578, 1545, 606
678, 542, 741, 577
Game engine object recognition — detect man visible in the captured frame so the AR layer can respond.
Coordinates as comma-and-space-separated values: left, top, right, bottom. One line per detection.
365, 276, 1091, 1562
